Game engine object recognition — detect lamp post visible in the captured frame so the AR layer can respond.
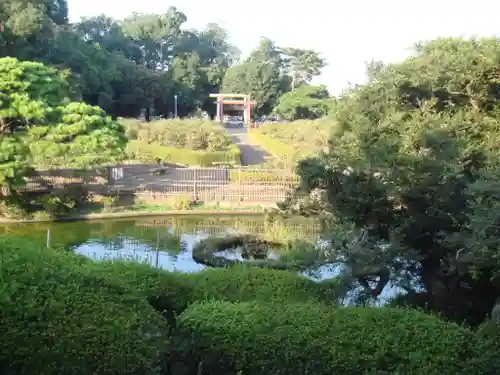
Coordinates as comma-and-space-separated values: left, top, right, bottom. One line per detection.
174, 94, 178, 118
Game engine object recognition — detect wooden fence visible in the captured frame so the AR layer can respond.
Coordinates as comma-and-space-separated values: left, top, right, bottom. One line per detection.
16, 165, 300, 203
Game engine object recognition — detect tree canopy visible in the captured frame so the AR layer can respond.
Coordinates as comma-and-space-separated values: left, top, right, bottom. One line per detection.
273, 85, 334, 121
0, 1, 326, 120
284, 37, 500, 326
0, 57, 127, 184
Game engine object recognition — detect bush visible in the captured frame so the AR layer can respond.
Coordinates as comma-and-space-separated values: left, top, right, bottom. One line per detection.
168, 195, 194, 210
0, 237, 169, 375
171, 302, 494, 375
185, 266, 336, 306
95, 261, 194, 316
126, 140, 241, 166
120, 118, 231, 152
95, 262, 335, 317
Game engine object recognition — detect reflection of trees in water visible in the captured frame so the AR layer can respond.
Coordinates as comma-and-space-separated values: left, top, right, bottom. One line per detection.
135, 216, 321, 242
89, 223, 184, 256
1, 215, 321, 254
0, 223, 93, 249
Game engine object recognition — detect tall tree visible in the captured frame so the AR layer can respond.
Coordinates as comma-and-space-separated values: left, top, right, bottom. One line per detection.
273, 85, 333, 120
222, 38, 288, 116
120, 7, 186, 71
0, 57, 126, 185
281, 48, 326, 91
285, 37, 500, 327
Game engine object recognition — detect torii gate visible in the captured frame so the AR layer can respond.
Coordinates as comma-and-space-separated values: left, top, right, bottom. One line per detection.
209, 93, 256, 126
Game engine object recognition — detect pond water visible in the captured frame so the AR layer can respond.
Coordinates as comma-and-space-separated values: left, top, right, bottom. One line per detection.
1, 215, 320, 273
1, 214, 402, 304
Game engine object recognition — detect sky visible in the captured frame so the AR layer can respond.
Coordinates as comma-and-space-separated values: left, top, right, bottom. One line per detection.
68, 0, 500, 95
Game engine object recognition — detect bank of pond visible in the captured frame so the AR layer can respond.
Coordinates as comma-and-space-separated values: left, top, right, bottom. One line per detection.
1, 215, 499, 374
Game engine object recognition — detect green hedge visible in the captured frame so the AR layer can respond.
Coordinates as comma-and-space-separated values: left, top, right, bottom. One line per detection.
0, 238, 169, 375
171, 301, 495, 375
126, 140, 241, 166
120, 118, 232, 151
96, 261, 335, 316
228, 169, 299, 183
185, 265, 337, 306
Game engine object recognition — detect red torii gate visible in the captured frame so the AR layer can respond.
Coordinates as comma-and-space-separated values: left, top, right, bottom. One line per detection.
209, 93, 256, 127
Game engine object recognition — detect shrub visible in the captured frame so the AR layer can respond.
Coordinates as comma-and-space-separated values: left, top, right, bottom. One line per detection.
95, 262, 335, 317
185, 265, 336, 306
171, 302, 494, 375
169, 195, 193, 210
474, 320, 500, 373
0, 237, 169, 375
0, 201, 29, 219
95, 261, 194, 316
126, 140, 241, 166
120, 118, 232, 151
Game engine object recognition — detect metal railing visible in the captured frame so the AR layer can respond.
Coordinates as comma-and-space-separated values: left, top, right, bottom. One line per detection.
16, 166, 300, 203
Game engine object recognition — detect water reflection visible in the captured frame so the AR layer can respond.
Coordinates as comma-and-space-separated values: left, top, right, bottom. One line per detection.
214, 248, 281, 261
3, 215, 320, 273
2, 215, 405, 304
75, 233, 207, 273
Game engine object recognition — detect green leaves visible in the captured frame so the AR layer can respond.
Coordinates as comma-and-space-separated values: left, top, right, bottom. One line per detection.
0, 57, 127, 180
273, 84, 333, 121
287, 37, 500, 326
175, 302, 489, 375
280, 47, 326, 91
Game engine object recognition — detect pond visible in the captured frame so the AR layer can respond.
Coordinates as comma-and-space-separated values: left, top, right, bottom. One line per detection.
1, 214, 403, 304
1, 215, 321, 273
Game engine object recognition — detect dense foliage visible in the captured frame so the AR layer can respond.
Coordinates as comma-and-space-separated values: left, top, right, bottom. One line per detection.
0, 57, 126, 184
273, 85, 334, 121
0, 237, 169, 375
173, 301, 494, 375
121, 118, 239, 164
285, 37, 500, 326
122, 118, 231, 151
2, 237, 498, 374
0, 1, 326, 120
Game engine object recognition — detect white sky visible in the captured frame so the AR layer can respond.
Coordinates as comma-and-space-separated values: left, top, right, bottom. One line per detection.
68, 0, 500, 95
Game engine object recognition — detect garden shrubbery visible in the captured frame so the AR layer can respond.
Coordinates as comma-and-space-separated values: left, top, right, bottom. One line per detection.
120, 118, 240, 166
1, 236, 499, 375
121, 118, 232, 151
94, 261, 335, 315
172, 301, 496, 375
126, 140, 241, 166
0, 237, 169, 375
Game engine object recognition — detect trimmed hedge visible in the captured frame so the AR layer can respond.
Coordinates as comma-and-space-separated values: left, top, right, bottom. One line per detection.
0, 238, 169, 375
185, 266, 337, 307
95, 261, 336, 316
126, 140, 241, 166
171, 301, 495, 375
95, 261, 194, 315
121, 118, 232, 151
